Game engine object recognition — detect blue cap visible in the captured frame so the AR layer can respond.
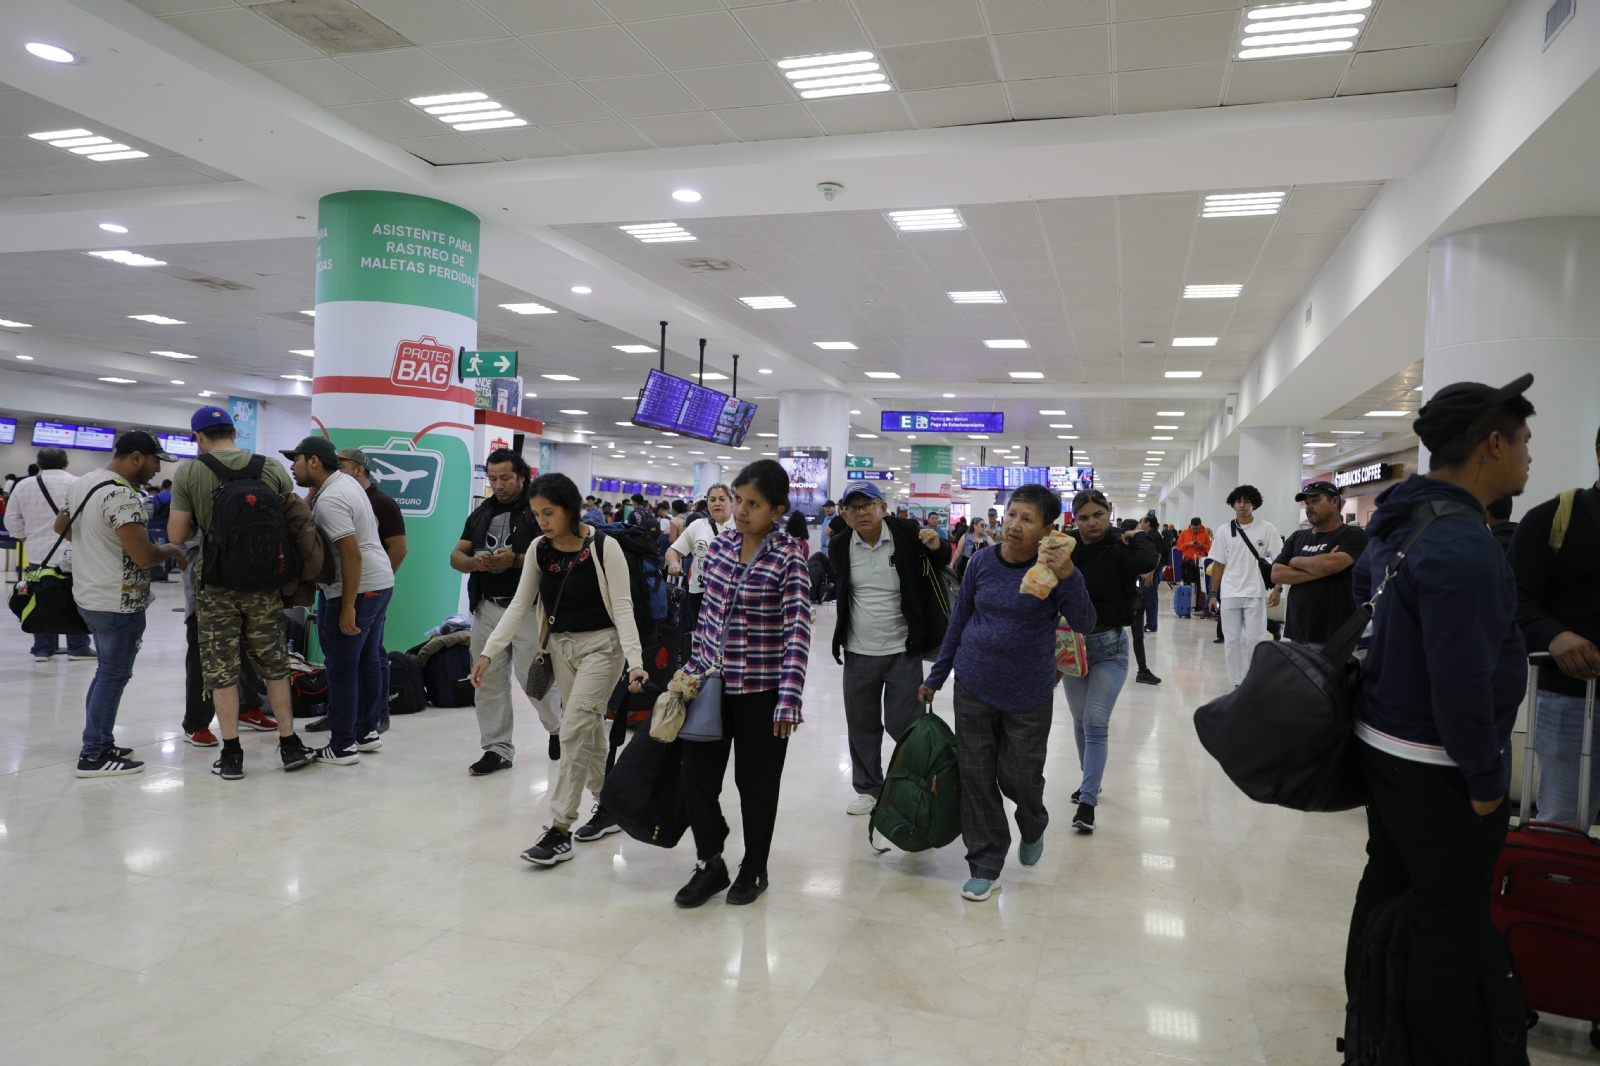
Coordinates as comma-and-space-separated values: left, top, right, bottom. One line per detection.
840, 481, 883, 503
191, 405, 233, 433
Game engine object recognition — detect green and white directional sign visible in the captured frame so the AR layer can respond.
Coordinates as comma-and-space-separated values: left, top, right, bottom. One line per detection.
846, 454, 874, 468
459, 349, 516, 379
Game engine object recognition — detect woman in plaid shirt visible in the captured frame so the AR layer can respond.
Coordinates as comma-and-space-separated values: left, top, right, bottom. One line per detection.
674, 460, 814, 908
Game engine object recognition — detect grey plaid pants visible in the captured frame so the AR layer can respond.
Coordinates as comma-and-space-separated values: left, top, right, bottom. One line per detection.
953, 680, 1053, 880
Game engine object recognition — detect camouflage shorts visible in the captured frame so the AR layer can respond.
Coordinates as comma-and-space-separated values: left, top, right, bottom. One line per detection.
197, 586, 290, 691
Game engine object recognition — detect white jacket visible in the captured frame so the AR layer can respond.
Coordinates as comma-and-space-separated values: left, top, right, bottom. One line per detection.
4, 470, 77, 570
479, 526, 645, 671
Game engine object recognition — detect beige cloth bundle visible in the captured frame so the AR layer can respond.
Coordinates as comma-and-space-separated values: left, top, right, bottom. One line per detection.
649, 668, 703, 742
1020, 532, 1076, 598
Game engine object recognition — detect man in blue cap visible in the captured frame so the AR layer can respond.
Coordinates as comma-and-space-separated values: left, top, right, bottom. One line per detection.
826, 481, 951, 815
168, 406, 313, 778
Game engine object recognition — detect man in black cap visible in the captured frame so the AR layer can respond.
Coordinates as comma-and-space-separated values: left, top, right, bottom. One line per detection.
1269, 480, 1368, 646
1344, 374, 1533, 1062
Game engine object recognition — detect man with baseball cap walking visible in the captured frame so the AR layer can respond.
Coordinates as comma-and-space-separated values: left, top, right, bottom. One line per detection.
169, 406, 313, 777
1269, 480, 1369, 646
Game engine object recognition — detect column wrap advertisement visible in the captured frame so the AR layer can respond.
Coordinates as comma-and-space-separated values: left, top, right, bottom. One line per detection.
312, 190, 479, 650
909, 444, 952, 516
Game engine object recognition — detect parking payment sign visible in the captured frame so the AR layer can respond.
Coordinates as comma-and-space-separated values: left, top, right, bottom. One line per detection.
390, 336, 454, 393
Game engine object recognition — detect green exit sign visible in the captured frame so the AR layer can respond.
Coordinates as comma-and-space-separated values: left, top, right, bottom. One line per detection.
846, 455, 874, 468
459, 349, 517, 379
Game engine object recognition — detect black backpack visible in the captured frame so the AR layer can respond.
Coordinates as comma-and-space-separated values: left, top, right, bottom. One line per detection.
600, 701, 690, 848
388, 651, 427, 714
1340, 893, 1529, 1065
592, 523, 667, 643
199, 453, 299, 592
421, 642, 475, 707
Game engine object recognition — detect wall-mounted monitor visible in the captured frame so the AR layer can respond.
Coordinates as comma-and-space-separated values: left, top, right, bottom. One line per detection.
73, 425, 117, 451
1048, 466, 1094, 492
631, 369, 757, 446
0, 417, 14, 445
958, 465, 1051, 489
31, 421, 77, 448
158, 433, 199, 458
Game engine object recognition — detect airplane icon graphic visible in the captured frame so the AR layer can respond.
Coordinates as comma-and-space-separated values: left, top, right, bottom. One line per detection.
370, 458, 428, 494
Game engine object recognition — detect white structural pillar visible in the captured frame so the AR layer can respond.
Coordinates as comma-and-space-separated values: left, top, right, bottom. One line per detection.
1239, 426, 1304, 537
551, 442, 593, 491
1175, 485, 1194, 524
1191, 468, 1210, 534
1206, 456, 1238, 533
779, 390, 852, 511
694, 462, 723, 496
1425, 218, 1600, 515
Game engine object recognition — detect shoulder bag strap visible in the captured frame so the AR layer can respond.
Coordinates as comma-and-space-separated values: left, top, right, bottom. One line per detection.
537, 535, 590, 652
32, 479, 117, 572
34, 475, 59, 514
711, 540, 757, 673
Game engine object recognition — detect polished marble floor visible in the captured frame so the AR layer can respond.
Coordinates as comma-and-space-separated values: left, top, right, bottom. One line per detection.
2, 582, 1594, 1065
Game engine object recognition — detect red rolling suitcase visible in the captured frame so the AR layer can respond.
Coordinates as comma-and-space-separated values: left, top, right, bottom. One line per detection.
1492, 653, 1600, 1049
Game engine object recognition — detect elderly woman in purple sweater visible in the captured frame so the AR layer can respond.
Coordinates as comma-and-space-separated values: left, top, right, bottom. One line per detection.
920, 484, 1095, 902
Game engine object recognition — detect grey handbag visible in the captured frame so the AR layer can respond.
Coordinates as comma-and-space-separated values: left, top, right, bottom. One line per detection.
523, 536, 589, 701
678, 553, 753, 743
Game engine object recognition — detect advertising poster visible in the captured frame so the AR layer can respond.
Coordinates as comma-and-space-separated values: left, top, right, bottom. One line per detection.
228, 396, 258, 453
778, 446, 831, 519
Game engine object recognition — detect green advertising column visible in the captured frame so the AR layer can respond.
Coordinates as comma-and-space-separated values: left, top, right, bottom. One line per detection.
313, 190, 479, 649
909, 444, 952, 519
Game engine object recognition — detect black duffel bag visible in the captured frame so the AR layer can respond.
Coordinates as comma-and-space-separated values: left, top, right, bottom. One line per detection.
1193, 499, 1480, 813
9, 479, 116, 635
599, 687, 689, 848
388, 651, 427, 715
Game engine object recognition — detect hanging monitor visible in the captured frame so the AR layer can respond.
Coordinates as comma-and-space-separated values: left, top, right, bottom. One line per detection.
631, 368, 757, 446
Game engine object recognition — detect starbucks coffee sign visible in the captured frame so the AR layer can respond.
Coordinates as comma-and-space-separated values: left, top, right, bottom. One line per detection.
1334, 462, 1394, 490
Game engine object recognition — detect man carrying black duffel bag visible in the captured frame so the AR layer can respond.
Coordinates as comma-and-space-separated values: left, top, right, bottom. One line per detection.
1344, 375, 1534, 1064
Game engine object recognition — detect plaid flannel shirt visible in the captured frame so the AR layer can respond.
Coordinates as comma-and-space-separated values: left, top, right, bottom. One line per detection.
687, 527, 813, 724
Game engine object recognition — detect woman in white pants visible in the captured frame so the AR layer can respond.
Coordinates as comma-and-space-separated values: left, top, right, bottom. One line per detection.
1207, 484, 1282, 687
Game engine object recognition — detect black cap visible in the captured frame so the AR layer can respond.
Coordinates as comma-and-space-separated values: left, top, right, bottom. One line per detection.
115, 430, 176, 462
280, 435, 339, 466
1295, 480, 1341, 502
1413, 373, 1534, 452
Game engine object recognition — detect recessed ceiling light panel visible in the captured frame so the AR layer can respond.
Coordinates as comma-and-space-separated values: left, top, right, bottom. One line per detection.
0, 317, 33, 328
1237, 0, 1371, 59
1156, 411, 1186, 416
814, 341, 858, 350
543, 374, 580, 381
863, 371, 900, 379
887, 208, 962, 232
740, 296, 795, 309
984, 339, 1029, 349
1172, 337, 1218, 346
26, 42, 79, 64
407, 91, 527, 131
89, 250, 165, 267
1165, 371, 1203, 379
1364, 410, 1409, 417
500, 302, 556, 315
1008, 371, 1044, 379
1202, 191, 1285, 217
98, 223, 129, 234
128, 313, 184, 324
98, 376, 136, 384
289, 349, 314, 357
151, 350, 195, 359
1184, 284, 1243, 298
619, 222, 696, 244
613, 344, 655, 353
777, 50, 892, 99
947, 290, 1005, 304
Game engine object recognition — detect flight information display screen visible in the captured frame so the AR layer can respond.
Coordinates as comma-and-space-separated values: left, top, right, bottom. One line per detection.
958, 465, 1051, 489
0, 417, 14, 445
1048, 466, 1095, 492
31, 421, 78, 448
631, 369, 757, 446
158, 433, 200, 458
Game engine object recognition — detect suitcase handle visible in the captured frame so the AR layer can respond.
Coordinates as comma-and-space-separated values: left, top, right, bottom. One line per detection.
1521, 653, 1596, 831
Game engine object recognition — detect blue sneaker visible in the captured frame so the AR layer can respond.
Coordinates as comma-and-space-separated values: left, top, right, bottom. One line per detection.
961, 878, 995, 901
1019, 837, 1044, 867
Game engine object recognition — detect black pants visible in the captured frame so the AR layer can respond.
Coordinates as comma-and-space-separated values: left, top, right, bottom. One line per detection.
1129, 604, 1149, 672
183, 612, 261, 734
953, 681, 1051, 880
683, 592, 703, 637
681, 689, 787, 877
1345, 744, 1511, 1065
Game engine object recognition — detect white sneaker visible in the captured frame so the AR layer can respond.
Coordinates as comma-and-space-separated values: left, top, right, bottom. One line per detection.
846, 793, 877, 816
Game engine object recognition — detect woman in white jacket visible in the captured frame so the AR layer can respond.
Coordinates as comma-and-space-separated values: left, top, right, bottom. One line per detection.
470, 472, 647, 866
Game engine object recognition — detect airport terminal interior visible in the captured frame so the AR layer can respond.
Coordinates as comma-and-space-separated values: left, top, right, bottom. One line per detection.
3, 0, 1600, 1063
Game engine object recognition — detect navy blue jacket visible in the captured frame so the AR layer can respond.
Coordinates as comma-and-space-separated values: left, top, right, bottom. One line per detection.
1353, 474, 1525, 801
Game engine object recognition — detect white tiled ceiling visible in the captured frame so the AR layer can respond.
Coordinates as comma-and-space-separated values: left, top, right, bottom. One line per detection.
119, 0, 1510, 165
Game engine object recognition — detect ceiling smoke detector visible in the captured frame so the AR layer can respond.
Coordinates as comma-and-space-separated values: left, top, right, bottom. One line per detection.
817, 182, 844, 202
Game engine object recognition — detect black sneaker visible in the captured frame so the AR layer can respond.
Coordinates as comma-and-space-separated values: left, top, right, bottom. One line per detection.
573, 804, 620, 842
1136, 669, 1162, 686
356, 731, 383, 753
109, 745, 134, 760
468, 751, 511, 776
548, 734, 561, 761
212, 747, 245, 780
279, 735, 313, 772
305, 716, 332, 733
1071, 789, 1081, 804
726, 869, 768, 906
521, 826, 573, 866
1213, 636, 1225, 644
75, 752, 144, 778
674, 857, 730, 908
1073, 802, 1096, 833
311, 743, 358, 766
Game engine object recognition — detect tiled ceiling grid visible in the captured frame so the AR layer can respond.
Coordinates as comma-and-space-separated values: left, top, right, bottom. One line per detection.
122, 0, 1511, 166
0, 81, 238, 200
554, 183, 1382, 385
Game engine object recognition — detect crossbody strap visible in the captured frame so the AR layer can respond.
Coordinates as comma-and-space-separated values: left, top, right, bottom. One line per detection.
537, 535, 592, 652
1231, 520, 1266, 564
712, 540, 759, 673
35, 475, 59, 515
32, 478, 118, 572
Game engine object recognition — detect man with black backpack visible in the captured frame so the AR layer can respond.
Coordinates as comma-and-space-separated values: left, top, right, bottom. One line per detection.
1344, 375, 1533, 1064
5, 446, 95, 663
169, 406, 313, 777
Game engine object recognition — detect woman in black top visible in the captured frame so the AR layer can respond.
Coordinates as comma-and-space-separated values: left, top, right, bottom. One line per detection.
1060, 490, 1161, 833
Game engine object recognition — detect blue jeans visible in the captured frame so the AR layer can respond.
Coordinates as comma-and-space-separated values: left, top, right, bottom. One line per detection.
372, 606, 391, 730
32, 630, 92, 657
317, 588, 391, 752
1059, 627, 1130, 807
1534, 690, 1600, 830
79, 609, 147, 759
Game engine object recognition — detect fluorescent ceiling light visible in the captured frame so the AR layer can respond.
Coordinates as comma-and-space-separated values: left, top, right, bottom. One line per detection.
887, 208, 963, 232
1238, 0, 1370, 58
967, 434, 990, 439
424, 101, 502, 116
408, 91, 527, 131
543, 374, 580, 381
570, 286, 591, 294
692, 372, 728, 381
942, 393, 955, 398
98, 223, 128, 233
1165, 371, 1203, 379
151, 350, 195, 359
756, 432, 777, 438
281, 374, 313, 382
1157, 411, 1186, 416
408, 92, 485, 106
850, 410, 862, 414
572, 430, 596, 435
1152, 435, 1174, 440
1172, 337, 1217, 346
1147, 450, 1166, 454
299, 309, 315, 317
948, 290, 1004, 304
51, 136, 109, 148
289, 349, 314, 357
1154, 425, 1180, 429
98, 376, 136, 384
128, 313, 184, 324
89, 250, 165, 267
85, 151, 149, 162
500, 302, 556, 315
613, 344, 656, 353
1365, 410, 1409, 417
984, 339, 1028, 349
856, 433, 879, 438
450, 117, 527, 131
1331, 430, 1364, 435
30, 128, 92, 140
69, 142, 131, 155
759, 368, 773, 374
672, 190, 701, 203
1040, 409, 1066, 415
1008, 371, 1044, 379
615, 421, 635, 426
778, 51, 892, 99
741, 296, 795, 309
1202, 191, 1285, 217
1049, 424, 1073, 429
814, 341, 857, 350
0, 318, 32, 328
864, 371, 900, 379
1304, 441, 1338, 447
619, 221, 695, 244
26, 43, 78, 63
170, 380, 185, 385
1058, 435, 1079, 440
1184, 284, 1243, 298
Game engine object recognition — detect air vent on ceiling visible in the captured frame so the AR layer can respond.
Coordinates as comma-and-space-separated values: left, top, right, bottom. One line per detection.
1545, 0, 1575, 49
250, 0, 414, 55
676, 258, 742, 272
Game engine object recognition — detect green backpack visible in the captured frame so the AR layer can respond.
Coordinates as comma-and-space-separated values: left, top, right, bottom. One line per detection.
869, 706, 962, 853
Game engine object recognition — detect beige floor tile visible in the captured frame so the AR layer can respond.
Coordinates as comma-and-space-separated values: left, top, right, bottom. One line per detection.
621, 896, 859, 989
764, 991, 1026, 1064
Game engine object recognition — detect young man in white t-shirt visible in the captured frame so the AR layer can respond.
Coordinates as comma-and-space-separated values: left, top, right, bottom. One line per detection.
284, 435, 395, 765
666, 482, 735, 635
1207, 484, 1283, 687
55, 432, 185, 776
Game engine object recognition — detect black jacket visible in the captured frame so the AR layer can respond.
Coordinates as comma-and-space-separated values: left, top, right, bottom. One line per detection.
463, 491, 541, 611
1513, 486, 1600, 697
1066, 528, 1162, 629
828, 515, 952, 663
